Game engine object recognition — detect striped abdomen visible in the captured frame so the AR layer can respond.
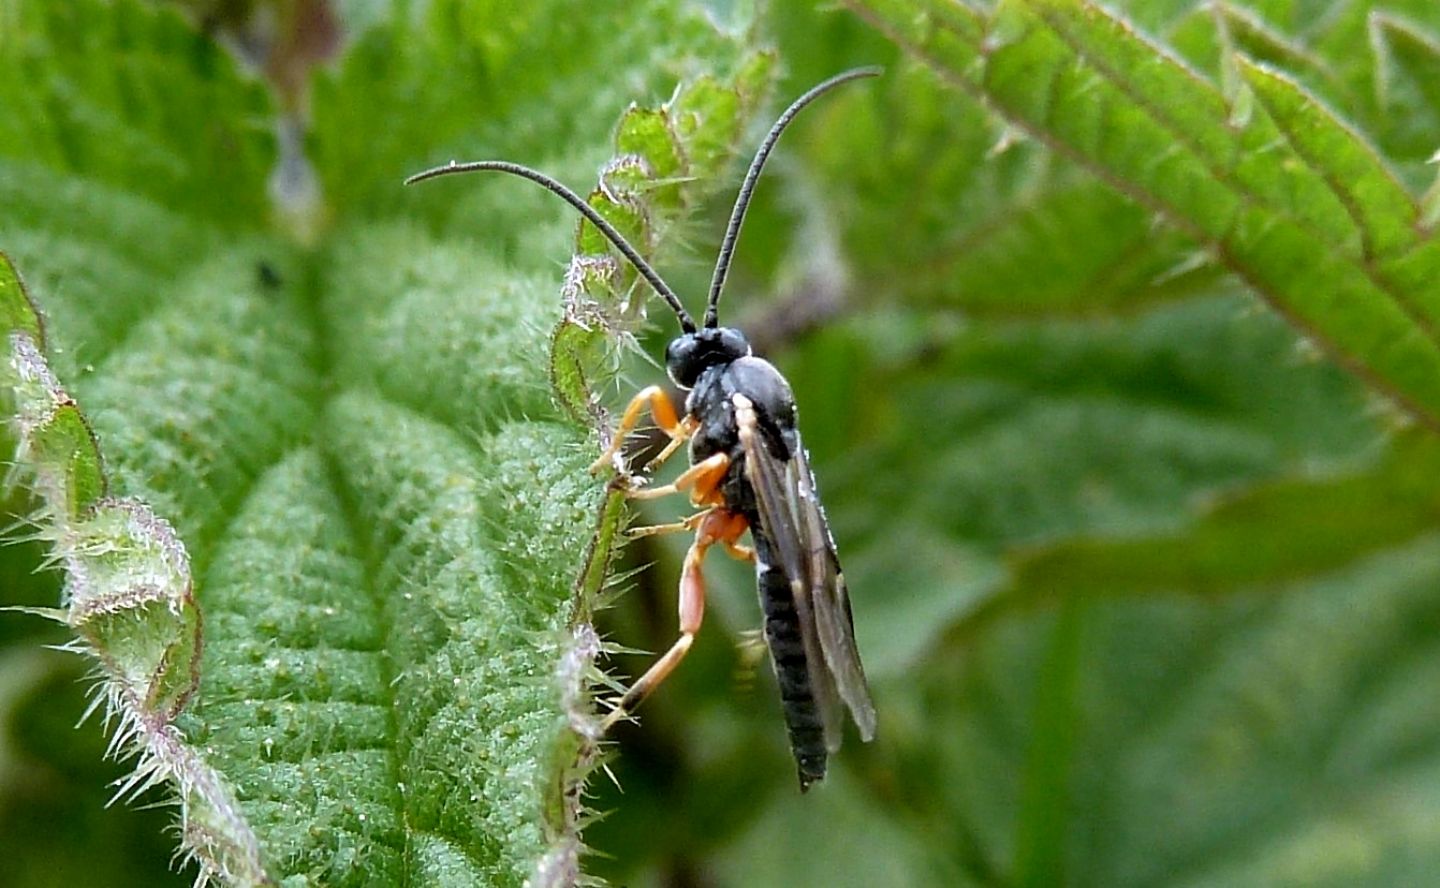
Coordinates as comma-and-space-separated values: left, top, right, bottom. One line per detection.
752, 526, 827, 790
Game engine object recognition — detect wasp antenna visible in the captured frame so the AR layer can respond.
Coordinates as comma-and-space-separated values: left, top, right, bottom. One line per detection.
406, 160, 697, 333
703, 66, 882, 329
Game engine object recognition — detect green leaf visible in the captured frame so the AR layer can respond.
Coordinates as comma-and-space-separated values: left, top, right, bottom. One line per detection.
814, 294, 1375, 672
0, 651, 181, 888
1012, 599, 1083, 886
849, 0, 1440, 432
887, 533, 1440, 887
0, 253, 45, 349
0, 0, 767, 884
1, 269, 261, 883
0, 0, 274, 226
979, 429, 1440, 616
1238, 57, 1417, 263
724, 11, 1218, 331
1370, 13, 1440, 160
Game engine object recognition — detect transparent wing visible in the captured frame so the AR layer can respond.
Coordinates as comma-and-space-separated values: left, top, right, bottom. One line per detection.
740, 410, 875, 748
741, 416, 844, 751
792, 440, 876, 741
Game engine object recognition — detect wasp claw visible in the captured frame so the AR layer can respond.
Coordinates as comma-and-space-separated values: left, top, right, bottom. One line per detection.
616, 474, 651, 496
599, 698, 632, 733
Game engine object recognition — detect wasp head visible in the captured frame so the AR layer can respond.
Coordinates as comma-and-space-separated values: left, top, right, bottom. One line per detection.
664, 326, 750, 389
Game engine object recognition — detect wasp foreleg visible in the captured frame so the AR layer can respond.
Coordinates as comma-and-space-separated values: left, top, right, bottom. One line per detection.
590, 385, 694, 475
644, 414, 699, 473
601, 509, 749, 731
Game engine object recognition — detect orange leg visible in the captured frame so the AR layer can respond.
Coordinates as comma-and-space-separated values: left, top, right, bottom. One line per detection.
644, 415, 699, 473
590, 385, 693, 475
722, 539, 756, 562
602, 509, 750, 730
625, 508, 712, 540
629, 451, 729, 505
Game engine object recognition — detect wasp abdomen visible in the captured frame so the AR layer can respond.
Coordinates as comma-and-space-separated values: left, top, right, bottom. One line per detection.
755, 532, 827, 790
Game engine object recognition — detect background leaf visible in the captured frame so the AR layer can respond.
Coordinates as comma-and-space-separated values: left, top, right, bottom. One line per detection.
593, 2, 1440, 886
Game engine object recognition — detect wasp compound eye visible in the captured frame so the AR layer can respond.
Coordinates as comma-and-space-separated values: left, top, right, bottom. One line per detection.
664, 334, 702, 389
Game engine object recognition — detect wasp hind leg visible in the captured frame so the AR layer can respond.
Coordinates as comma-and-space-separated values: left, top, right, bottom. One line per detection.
721, 538, 755, 563
601, 510, 749, 731
590, 385, 696, 475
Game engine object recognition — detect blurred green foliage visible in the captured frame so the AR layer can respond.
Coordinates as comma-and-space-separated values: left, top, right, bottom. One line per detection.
2, 0, 1439, 886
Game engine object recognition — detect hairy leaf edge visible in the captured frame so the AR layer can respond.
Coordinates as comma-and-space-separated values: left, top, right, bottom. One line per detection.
0, 251, 268, 887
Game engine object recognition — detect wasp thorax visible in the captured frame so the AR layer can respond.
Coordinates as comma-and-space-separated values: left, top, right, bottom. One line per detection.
664, 326, 751, 389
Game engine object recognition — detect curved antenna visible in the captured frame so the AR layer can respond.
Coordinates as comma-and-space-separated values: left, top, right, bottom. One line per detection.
703, 66, 882, 329
405, 160, 697, 333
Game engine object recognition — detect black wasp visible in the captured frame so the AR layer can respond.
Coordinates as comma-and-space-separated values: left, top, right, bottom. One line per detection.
408, 68, 879, 790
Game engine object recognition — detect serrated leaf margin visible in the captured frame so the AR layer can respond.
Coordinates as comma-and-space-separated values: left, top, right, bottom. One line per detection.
0, 253, 268, 887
